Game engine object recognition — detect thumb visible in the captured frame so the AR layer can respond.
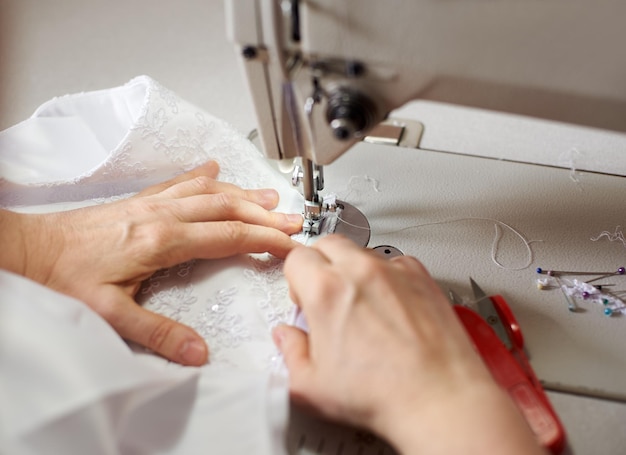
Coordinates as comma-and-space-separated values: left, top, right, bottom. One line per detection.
273, 324, 310, 374
94, 287, 209, 366
274, 324, 321, 409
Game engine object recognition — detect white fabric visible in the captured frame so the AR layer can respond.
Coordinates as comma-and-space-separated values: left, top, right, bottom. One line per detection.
0, 75, 298, 208
0, 76, 301, 454
0, 271, 288, 455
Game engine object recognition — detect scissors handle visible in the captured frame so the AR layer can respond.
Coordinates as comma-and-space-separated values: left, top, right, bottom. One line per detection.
454, 306, 566, 454
491, 295, 552, 396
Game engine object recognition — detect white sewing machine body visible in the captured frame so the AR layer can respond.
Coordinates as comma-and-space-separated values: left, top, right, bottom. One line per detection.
227, 0, 626, 236
227, 0, 626, 163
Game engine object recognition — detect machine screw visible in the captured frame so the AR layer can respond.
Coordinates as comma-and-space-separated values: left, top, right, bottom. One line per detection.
242, 45, 257, 60
291, 165, 303, 186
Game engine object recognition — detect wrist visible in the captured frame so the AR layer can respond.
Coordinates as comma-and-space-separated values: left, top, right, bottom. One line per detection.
0, 209, 28, 275
0, 209, 59, 284
373, 375, 544, 455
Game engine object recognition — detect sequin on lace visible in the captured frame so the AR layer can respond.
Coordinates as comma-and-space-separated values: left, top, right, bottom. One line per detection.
190, 287, 252, 362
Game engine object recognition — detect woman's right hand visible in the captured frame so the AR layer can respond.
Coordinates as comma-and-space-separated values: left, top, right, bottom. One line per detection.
274, 235, 545, 454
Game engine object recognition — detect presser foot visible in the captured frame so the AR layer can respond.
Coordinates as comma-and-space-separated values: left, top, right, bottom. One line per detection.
302, 199, 370, 247
302, 217, 323, 236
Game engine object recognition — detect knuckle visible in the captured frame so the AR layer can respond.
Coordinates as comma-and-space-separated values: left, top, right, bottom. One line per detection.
351, 254, 386, 284
148, 319, 177, 352
220, 220, 249, 245
213, 192, 238, 214
122, 221, 173, 263
192, 175, 216, 193
310, 271, 351, 309
392, 255, 428, 274
92, 299, 122, 325
142, 223, 171, 249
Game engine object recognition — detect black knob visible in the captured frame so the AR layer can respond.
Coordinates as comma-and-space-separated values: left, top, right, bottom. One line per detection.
326, 88, 377, 141
242, 45, 257, 60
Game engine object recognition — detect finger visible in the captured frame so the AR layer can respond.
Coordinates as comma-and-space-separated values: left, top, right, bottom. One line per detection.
389, 254, 430, 276
273, 325, 312, 386
96, 287, 209, 366
154, 176, 281, 211
284, 244, 333, 299
168, 221, 301, 262
311, 234, 367, 264
135, 161, 220, 197
168, 193, 303, 234
283, 245, 345, 323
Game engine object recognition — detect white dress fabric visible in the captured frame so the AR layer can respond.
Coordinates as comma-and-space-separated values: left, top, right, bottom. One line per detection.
0, 76, 301, 455
0, 271, 288, 455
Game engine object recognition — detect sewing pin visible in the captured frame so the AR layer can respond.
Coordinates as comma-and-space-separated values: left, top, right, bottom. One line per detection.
553, 276, 579, 312
536, 266, 625, 277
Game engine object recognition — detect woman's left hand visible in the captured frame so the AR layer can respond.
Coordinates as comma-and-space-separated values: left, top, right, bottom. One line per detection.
3, 161, 302, 365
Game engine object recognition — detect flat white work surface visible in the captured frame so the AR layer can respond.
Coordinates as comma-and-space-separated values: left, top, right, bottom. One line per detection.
326, 141, 626, 396
2, 1, 626, 453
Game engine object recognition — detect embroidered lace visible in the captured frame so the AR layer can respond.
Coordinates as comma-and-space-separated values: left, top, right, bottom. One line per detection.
0, 75, 302, 371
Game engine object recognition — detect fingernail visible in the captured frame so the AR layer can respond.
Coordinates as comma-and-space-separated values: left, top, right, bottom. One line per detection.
272, 326, 285, 349
287, 213, 304, 225
179, 340, 208, 365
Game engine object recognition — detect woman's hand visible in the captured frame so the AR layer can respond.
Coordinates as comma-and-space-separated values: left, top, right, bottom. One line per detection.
2, 161, 303, 366
275, 235, 544, 454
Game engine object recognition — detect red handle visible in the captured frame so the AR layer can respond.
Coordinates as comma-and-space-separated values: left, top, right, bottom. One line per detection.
454, 306, 566, 454
491, 295, 525, 349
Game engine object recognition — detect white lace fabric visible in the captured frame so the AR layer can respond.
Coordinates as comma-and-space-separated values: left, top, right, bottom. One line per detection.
0, 76, 303, 454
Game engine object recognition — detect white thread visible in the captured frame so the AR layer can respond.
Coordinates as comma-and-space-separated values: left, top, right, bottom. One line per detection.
302, 232, 312, 246
339, 175, 381, 202
558, 148, 583, 186
336, 215, 540, 271
591, 226, 626, 249
346, 175, 380, 192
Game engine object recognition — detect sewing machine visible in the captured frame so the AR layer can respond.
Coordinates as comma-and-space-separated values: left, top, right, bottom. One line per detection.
226, 0, 626, 239
225, 2, 626, 451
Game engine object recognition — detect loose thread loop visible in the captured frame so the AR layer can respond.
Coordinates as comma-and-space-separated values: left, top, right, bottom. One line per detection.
336, 215, 539, 271
591, 226, 626, 249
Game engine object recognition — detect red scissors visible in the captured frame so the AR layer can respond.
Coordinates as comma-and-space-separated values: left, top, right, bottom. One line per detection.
452, 279, 566, 454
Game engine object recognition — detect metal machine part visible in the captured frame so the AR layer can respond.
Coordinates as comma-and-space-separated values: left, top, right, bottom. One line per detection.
325, 87, 378, 141
291, 158, 324, 234
291, 162, 371, 243
332, 200, 370, 247
363, 118, 423, 148
372, 245, 404, 259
